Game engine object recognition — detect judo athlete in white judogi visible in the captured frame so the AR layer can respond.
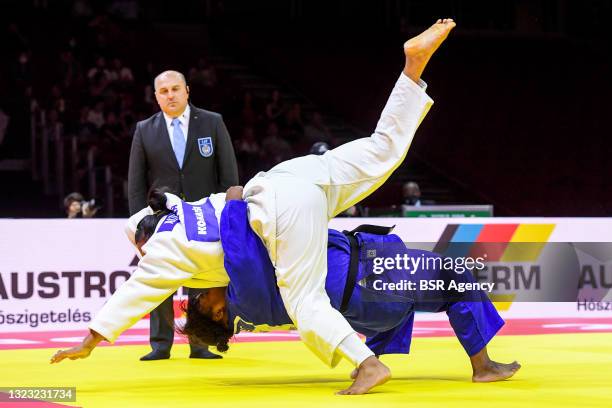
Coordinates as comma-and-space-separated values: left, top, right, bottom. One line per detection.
52, 20, 468, 394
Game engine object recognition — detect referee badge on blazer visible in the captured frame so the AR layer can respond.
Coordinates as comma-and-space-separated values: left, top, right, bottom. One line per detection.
197, 137, 214, 157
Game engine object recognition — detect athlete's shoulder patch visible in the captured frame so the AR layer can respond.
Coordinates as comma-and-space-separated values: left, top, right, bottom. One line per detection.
157, 213, 179, 233
181, 199, 220, 242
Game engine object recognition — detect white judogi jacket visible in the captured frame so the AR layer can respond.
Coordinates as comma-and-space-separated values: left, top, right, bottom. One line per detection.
89, 193, 228, 343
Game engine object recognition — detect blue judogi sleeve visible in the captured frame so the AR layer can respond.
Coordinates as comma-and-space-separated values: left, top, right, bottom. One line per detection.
220, 200, 292, 330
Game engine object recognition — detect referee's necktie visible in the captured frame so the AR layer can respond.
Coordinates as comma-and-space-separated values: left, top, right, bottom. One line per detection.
171, 118, 186, 168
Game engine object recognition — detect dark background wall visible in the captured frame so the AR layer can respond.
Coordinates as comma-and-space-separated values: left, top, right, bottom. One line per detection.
0, 0, 610, 216
209, 0, 611, 216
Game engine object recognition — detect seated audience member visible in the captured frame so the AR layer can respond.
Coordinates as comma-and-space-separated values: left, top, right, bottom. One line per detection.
64, 192, 98, 218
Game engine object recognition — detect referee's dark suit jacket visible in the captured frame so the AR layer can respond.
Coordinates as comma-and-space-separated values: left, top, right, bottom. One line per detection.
127, 103, 238, 354
128, 104, 238, 213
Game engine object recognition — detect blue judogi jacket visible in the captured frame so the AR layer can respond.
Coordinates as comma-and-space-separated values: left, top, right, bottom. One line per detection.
220, 200, 417, 355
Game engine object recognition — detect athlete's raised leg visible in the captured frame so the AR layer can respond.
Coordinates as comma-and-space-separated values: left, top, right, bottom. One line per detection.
243, 19, 457, 396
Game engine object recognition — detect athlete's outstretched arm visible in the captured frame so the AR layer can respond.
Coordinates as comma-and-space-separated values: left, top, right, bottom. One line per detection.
49, 236, 198, 363
50, 329, 105, 363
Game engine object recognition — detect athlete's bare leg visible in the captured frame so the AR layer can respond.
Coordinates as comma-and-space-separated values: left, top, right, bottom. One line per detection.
336, 21, 457, 395
337, 356, 391, 395
403, 18, 456, 83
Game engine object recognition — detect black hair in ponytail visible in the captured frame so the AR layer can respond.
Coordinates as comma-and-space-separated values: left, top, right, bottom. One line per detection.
147, 186, 171, 213
134, 186, 174, 245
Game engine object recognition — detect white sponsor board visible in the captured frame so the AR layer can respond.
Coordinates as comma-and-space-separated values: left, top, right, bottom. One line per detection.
0, 219, 151, 333
1, 217, 611, 333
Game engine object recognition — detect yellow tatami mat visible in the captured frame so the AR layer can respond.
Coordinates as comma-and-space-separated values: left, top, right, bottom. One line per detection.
1, 333, 611, 408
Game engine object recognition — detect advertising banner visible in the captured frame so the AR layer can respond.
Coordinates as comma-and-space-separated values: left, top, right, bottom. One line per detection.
1, 217, 611, 333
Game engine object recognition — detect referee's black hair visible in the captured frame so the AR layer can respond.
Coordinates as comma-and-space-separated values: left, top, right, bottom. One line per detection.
178, 296, 233, 353
134, 186, 174, 245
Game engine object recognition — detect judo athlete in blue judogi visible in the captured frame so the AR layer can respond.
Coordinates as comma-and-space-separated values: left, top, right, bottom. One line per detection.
182, 199, 521, 383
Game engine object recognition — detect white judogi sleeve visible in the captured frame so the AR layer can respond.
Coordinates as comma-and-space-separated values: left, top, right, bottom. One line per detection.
244, 73, 433, 367
89, 231, 197, 343
89, 194, 229, 343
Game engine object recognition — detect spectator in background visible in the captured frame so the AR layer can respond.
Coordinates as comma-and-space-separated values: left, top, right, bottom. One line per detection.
265, 89, 284, 123
143, 84, 155, 107
262, 121, 292, 166
283, 102, 304, 145
189, 58, 217, 88
98, 111, 131, 176
44, 109, 61, 135
108, 58, 134, 83
200, 60, 217, 88
0, 107, 10, 148
402, 181, 427, 207
304, 111, 331, 144
49, 85, 67, 117
87, 56, 110, 81
239, 91, 258, 128
13, 51, 33, 89
309, 141, 329, 155
89, 71, 110, 98
64, 192, 98, 218
235, 126, 261, 157
58, 50, 82, 88
86, 101, 105, 128
77, 106, 96, 140
234, 126, 261, 179
117, 91, 135, 115
100, 111, 122, 141
188, 58, 220, 109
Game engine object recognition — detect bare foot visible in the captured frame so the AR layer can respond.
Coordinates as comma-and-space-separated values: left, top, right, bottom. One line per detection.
403, 18, 457, 82
472, 360, 521, 382
337, 356, 391, 395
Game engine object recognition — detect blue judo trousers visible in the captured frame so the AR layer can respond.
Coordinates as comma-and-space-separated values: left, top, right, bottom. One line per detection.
220, 200, 504, 357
